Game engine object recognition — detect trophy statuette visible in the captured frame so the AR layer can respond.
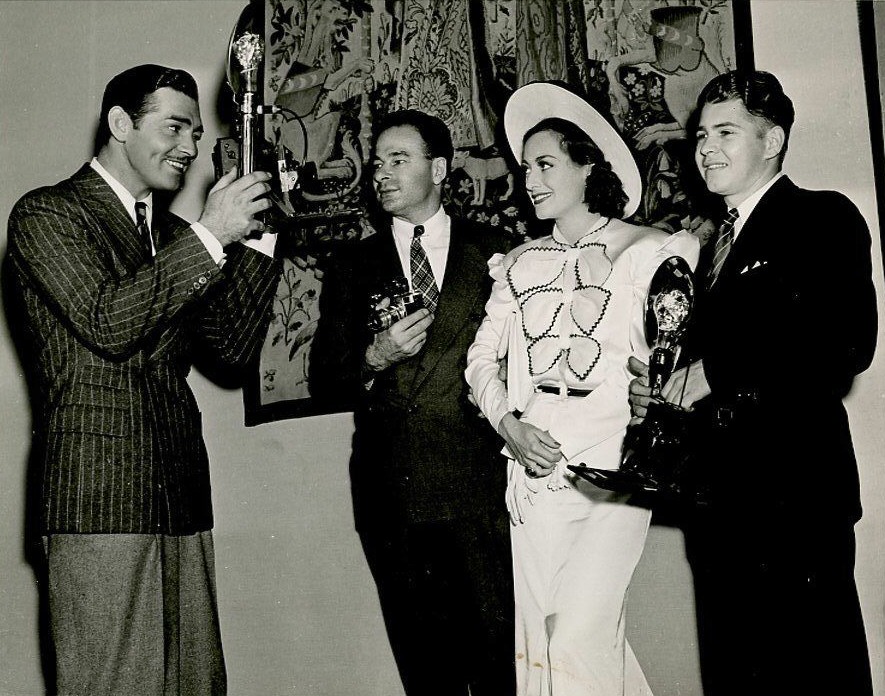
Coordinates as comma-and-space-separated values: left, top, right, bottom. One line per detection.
214, 4, 300, 214
569, 255, 696, 497
230, 31, 264, 177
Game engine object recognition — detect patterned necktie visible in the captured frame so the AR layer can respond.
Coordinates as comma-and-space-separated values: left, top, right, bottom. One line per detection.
134, 201, 154, 261
706, 208, 739, 288
410, 224, 439, 313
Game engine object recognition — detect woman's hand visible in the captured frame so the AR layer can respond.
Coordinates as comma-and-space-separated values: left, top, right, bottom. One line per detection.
497, 412, 562, 478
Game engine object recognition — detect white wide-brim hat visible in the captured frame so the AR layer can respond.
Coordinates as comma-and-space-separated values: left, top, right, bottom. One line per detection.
504, 82, 642, 218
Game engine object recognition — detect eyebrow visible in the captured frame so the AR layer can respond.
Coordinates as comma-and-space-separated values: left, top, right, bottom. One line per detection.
167, 114, 203, 133
522, 153, 559, 164
699, 120, 744, 131
375, 149, 410, 159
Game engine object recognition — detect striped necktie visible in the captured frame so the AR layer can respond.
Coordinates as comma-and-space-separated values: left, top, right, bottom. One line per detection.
706, 208, 739, 288
410, 224, 439, 313
134, 201, 154, 261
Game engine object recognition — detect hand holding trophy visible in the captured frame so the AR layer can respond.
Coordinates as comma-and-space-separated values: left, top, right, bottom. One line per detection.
569, 255, 698, 498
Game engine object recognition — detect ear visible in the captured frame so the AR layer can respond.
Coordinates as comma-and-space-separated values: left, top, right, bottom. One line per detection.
431, 157, 448, 186
763, 125, 786, 162
107, 105, 134, 143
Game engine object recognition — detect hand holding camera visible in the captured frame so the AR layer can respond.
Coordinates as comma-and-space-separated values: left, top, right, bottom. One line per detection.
198, 169, 272, 246
364, 278, 434, 372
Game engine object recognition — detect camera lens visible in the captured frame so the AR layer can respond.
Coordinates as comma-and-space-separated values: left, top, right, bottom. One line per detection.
368, 304, 406, 332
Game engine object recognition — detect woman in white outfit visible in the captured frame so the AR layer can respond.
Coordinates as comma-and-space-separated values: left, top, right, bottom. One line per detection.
465, 83, 699, 696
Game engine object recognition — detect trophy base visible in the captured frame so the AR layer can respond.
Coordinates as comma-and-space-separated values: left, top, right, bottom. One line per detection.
567, 465, 661, 495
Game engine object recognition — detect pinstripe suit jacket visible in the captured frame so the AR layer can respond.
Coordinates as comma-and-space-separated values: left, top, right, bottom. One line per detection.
8, 164, 282, 534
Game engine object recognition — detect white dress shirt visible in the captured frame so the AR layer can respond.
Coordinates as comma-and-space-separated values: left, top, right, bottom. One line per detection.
391, 206, 451, 292
732, 171, 784, 242
90, 158, 276, 261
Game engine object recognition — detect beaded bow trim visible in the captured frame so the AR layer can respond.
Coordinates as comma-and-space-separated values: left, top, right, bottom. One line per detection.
506, 223, 613, 380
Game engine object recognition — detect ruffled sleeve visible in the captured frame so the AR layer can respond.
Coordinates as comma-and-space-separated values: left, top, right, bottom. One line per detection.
465, 252, 522, 432
553, 229, 700, 466
638, 229, 700, 286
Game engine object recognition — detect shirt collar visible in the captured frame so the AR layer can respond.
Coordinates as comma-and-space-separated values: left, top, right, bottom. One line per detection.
733, 171, 784, 237
90, 157, 153, 223
392, 205, 449, 244
551, 216, 610, 247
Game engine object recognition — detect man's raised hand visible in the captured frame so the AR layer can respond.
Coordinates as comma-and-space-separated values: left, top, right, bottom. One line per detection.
198, 170, 272, 246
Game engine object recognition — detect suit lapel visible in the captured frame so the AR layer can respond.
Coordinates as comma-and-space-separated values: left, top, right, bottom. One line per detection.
368, 226, 426, 391
70, 164, 147, 272
373, 227, 405, 288
409, 220, 487, 396
715, 176, 795, 287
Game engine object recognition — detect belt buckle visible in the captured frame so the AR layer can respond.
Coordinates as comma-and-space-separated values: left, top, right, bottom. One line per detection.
534, 384, 591, 398
714, 405, 734, 427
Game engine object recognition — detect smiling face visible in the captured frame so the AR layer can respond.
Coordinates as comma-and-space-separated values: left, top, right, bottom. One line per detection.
372, 125, 446, 224
108, 87, 203, 199
522, 129, 592, 225
694, 98, 783, 208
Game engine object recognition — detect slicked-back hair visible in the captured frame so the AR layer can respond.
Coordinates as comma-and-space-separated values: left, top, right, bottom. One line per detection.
95, 64, 199, 153
523, 117, 629, 219
373, 109, 455, 173
696, 70, 795, 163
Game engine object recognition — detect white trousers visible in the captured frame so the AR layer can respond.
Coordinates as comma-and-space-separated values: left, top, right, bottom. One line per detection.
511, 476, 652, 696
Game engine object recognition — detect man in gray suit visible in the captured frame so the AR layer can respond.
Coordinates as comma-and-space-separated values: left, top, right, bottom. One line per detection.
8, 64, 281, 695
310, 110, 514, 696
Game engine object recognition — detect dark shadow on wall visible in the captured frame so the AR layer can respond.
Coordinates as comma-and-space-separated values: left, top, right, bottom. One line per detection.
2, 250, 56, 695
857, 0, 885, 281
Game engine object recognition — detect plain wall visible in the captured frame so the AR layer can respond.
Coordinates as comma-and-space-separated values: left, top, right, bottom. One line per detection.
0, 2, 882, 695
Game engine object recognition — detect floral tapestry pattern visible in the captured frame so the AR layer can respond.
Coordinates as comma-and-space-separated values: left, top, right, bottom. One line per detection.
244, 0, 745, 424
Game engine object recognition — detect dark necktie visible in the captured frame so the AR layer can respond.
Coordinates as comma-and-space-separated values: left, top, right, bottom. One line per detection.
706, 208, 739, 288
134, 201, 154, 261
410, 224, 439, 313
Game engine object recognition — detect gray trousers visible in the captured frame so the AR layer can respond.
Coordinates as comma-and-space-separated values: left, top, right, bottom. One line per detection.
43, 531, 226, 696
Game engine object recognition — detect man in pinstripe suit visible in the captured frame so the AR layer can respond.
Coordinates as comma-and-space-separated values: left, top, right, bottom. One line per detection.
7, 65, 281, 695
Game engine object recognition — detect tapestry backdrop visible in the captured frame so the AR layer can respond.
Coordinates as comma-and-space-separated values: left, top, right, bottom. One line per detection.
243, 0, 749, 424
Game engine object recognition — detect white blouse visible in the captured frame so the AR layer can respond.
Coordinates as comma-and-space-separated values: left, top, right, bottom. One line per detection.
466, 217, 700, 470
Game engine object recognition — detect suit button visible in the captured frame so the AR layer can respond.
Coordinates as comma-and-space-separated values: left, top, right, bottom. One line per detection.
193, 281, 201, 289
198, 276, 208, 285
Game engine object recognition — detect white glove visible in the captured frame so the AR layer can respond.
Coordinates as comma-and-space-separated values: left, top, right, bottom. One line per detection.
505, 460, 541, 525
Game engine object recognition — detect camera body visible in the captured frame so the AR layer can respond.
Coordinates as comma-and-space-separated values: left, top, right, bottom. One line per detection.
212, 137, 303, 214
368, 277, 425, 332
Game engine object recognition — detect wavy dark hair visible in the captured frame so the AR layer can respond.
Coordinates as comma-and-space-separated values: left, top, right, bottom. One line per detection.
95, 64, 199, 154
523, 117, 628, 219
696, 70, 795, 165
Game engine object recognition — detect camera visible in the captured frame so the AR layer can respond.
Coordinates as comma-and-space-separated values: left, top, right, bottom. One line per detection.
368, 277, 425, 332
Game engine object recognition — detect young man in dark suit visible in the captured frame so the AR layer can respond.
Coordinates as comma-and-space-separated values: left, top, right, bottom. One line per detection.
629, 70, 876, 695
309, 110, 515, 696
7, 64, 281, 695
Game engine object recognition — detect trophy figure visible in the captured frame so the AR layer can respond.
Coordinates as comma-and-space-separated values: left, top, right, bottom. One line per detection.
216, 6, 300, 208
230, 31, 264, 176
569, 255, 696, 496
